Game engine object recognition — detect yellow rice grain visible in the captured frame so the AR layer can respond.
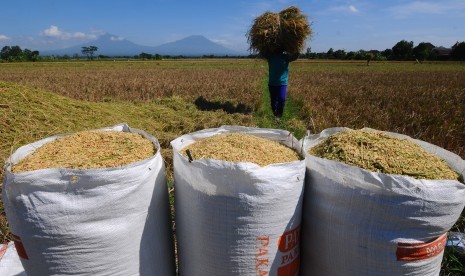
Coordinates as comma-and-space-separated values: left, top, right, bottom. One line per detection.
180, 133, 300, 166
309, 129, 460, 181
12, 130, 155, 172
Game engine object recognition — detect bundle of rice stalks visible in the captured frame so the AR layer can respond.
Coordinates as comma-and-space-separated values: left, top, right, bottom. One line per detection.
12, 131, 155, 173
180, 133, 300, 166
247, 6, 311, 56
309, 129, 460, 181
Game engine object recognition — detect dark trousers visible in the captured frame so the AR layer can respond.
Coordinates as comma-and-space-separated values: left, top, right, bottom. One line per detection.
269, 85, 287, 117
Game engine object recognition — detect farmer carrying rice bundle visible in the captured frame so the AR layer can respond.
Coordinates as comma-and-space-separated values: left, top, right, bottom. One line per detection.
247, 6, 311, 119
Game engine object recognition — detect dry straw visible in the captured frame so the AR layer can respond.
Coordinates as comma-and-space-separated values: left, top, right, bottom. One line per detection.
180, 133, 300, 166
247, 6, 312, 56
12, 131, 155, 173
309, 129, 460, 181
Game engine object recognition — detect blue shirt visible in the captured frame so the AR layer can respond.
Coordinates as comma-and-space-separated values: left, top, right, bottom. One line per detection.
266, 53, 297, 86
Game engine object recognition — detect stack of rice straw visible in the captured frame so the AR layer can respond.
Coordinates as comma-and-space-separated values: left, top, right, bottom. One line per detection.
247, 6, 312, 56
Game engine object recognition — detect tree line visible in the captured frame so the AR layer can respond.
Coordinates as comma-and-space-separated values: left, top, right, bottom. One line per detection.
1, 40, 465, 62
303, 40, 465, 62
0, 46, 39, 62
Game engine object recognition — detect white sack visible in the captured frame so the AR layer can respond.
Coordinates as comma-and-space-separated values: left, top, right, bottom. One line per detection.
2, 124, 175, 276
0, 242, 26, 276
171, 125, 305, 276
300, 127, 465, 276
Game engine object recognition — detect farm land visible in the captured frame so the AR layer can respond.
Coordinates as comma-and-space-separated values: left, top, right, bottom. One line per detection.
1, 59, 464, 271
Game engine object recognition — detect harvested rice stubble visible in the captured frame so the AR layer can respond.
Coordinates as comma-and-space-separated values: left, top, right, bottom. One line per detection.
309, 129, 460, 181
180, 133, 300, 166
12, 131, 156, 173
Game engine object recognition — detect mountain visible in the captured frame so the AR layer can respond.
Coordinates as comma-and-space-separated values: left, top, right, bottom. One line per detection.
40, 34, 154, 56
152, 35, 240, 56
40, 34, 241, 57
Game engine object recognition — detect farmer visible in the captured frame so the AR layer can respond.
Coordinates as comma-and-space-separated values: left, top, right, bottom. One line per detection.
265, 51, 299, 119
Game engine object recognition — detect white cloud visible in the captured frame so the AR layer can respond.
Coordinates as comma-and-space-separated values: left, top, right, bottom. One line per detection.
388, 1, 465, 18
90, 28, 106, 35
0, 34, 10, 40
211, 38, 239, 50
212, 39, 228, 45
349, 5, 359, 13
41, 25, 96, 40
42, 25, 61, 37
329, 5, 360, 14
110, 36, 124, 41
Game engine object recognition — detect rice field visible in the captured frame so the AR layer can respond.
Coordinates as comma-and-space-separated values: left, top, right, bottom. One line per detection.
1, 59, 464, 273
0, 60, 264, 105
290, 61, 465, 159
1, 60, 463, 161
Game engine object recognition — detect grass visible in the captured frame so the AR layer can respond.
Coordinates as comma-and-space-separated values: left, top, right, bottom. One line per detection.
254, 78, 307, 139
442, 236, 465, 276
441, 211, 465, 275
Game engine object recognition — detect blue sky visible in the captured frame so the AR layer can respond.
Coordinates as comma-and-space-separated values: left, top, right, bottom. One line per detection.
1, 0, 464, 54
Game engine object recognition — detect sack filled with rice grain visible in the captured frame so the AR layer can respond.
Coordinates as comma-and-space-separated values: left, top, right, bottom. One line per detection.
300, 127, 465, 276
171, 125, 305, 276
2, 123, 175, 276
247, 6, 312, 56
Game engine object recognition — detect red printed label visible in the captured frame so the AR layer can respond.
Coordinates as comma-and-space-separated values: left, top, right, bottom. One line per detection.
12, 234, 29, 260
278, 226, 301, 253
0, 243, 8, 260
277, 226, 301, 276
256, 236, 270, 276
396, 233, 448, 261
278, 247, 300, 276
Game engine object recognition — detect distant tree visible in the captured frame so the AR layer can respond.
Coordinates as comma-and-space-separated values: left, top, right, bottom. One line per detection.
413, 42, 435, 62
0, 46, 11, 61
392, 40, 414, 60
366, 52, 374, 66
31, 50, 39, 61
333, 49, 346, 59
354, 50, 367, 60
326, 48, 334, 59
366, 50, 380, 65
81, 46, 98, 60
139, 52, 152, 60
346, 51, 355, 60
154, 54, 162, 60
305, 47, 312, 59
23, 49, 32, 61
9, 46, 23, 60
0, 45, 25, 61
22, 49, 39, 61
316, 52, 327, 59
380, 48, 393, 60
451, 41, 465, 61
